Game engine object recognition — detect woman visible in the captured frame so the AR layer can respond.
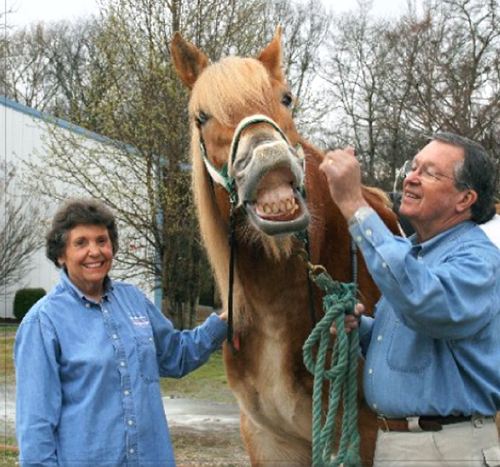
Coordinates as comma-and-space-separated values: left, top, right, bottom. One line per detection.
15, 199, 228, 467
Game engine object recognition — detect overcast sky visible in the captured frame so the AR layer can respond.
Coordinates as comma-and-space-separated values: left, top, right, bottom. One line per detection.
5, 0, 415, 27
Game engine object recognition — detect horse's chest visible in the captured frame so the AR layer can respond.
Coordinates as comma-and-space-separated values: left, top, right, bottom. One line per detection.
227, 336, 312, 438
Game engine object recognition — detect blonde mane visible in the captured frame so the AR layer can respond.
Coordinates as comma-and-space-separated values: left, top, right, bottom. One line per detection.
364, 186, 393, 209
191, 132, 232, 305
190, 57, 276, 126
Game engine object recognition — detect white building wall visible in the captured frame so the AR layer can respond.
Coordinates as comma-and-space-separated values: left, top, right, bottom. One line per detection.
0, 96, 157, 318
1, 99, 63, 318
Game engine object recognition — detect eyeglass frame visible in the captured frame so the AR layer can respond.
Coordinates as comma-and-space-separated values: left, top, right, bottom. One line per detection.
401, 159, 471, 190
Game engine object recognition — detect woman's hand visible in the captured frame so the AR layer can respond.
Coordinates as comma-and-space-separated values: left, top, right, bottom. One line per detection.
218, 310, 228, 322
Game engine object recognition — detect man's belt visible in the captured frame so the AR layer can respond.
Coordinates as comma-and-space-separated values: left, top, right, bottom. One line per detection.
378, 415, 472, 432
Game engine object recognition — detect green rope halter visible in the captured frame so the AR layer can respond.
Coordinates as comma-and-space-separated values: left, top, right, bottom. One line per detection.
303, 269, 361, 467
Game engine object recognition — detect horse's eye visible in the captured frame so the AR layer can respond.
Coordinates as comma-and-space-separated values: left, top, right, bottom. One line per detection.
195, 111, 210, 127
281, 92, 294, 108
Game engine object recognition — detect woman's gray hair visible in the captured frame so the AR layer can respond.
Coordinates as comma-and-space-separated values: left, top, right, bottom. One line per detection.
46, 199, 119, 268
431, 132, 497, 224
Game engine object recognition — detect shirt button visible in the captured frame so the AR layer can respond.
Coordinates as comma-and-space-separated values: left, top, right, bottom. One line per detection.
124, 390, 130, 396
372, 403, 377, 410
129, 448, 135, 454
377, 335, 383, 341
120, 361, 126, 367
382, 262, 387, 269
356, 235, 362, 243
127, 419, 133, 426
368, 368, 373, 375
365, 229, 372, 237
112, 334, 118, 340
85, 303, 91, 308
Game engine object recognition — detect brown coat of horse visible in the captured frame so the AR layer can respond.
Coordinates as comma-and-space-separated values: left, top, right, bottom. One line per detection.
171, 27, 400, 466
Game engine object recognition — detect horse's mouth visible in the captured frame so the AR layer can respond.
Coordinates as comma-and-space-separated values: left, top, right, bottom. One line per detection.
244, 167, 310, 236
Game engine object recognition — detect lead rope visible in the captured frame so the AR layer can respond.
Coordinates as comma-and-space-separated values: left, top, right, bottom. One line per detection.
226, 202, 237, 354
226, 183, 240, 354
302, 245, 361, 467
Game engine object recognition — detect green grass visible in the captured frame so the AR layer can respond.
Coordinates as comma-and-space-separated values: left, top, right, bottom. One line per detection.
0, 335, 14, 382
160, 350, 236, 403
0, 448, 18, 467
0, 329, 16, 382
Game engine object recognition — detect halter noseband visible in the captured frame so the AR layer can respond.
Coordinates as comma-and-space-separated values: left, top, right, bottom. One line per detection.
198, 114, 305, 205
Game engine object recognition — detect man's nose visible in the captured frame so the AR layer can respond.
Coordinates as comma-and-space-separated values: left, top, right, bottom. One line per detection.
405, 169, 421, 184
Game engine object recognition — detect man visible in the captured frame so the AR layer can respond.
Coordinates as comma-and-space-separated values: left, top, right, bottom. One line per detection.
321, 132, 500, 466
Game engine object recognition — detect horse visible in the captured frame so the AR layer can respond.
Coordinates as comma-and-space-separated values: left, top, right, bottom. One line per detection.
170, 27, 400, 466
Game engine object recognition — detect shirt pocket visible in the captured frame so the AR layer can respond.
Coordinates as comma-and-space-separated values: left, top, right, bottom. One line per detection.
134, 335, 160, 383
386, 321, 432, 373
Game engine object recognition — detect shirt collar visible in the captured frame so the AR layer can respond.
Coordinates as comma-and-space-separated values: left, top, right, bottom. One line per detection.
411, 220, 475, 253
60, 268, 114, 303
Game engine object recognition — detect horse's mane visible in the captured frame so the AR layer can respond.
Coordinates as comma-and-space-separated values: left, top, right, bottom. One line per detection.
191, 132, 232, 304
364, 186, 392, 209
189, 57, 276, 126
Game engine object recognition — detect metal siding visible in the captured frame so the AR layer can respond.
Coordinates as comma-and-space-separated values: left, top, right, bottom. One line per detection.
1, 103, 62, 318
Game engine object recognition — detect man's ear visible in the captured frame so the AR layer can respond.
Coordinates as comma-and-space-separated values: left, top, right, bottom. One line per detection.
456, 189, 478, 214
58, 257, 65, 267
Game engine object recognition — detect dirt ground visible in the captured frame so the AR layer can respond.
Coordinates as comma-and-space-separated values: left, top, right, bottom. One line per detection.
172, 425, 249, 467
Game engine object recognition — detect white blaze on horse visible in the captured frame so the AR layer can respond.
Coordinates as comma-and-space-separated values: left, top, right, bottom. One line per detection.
171, 27, 399, 466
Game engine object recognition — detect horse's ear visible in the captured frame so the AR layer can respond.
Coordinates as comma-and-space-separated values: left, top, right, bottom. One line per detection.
170, 32, 209, 90
257, 26, 285, 83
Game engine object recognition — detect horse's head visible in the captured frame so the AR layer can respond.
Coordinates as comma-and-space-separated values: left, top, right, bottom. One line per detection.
170, 28, 310, 243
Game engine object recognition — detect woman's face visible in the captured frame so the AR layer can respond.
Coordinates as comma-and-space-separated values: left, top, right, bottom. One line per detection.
58, 224, 114, 298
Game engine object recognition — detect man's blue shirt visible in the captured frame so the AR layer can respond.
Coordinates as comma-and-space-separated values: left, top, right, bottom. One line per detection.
15, 271, 227, 466
351, 212, 500, 418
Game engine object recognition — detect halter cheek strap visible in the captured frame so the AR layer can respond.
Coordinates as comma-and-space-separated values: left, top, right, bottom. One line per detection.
199, 139, 232, 189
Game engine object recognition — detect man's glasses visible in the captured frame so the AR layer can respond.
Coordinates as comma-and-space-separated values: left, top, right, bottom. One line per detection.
402, 160, 456, 183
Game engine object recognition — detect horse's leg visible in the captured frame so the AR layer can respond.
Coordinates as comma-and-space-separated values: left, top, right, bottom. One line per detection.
240, 411, 312, 467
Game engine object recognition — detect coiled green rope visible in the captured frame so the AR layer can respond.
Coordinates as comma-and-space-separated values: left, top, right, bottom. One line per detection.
303, 271, 361, 467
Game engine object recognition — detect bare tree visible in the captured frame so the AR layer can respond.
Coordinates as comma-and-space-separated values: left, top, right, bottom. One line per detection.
0, 163, 44, 295
318, 0, 500, 191
321, 7, 397, 184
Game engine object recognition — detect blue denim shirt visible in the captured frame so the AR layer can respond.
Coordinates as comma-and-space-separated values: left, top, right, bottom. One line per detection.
14, 271, 227, 467
351, 212, 500, 418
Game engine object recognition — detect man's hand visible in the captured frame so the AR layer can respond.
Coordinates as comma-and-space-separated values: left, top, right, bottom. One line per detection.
319, 147, 369, 221
330, 303, 365, 337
